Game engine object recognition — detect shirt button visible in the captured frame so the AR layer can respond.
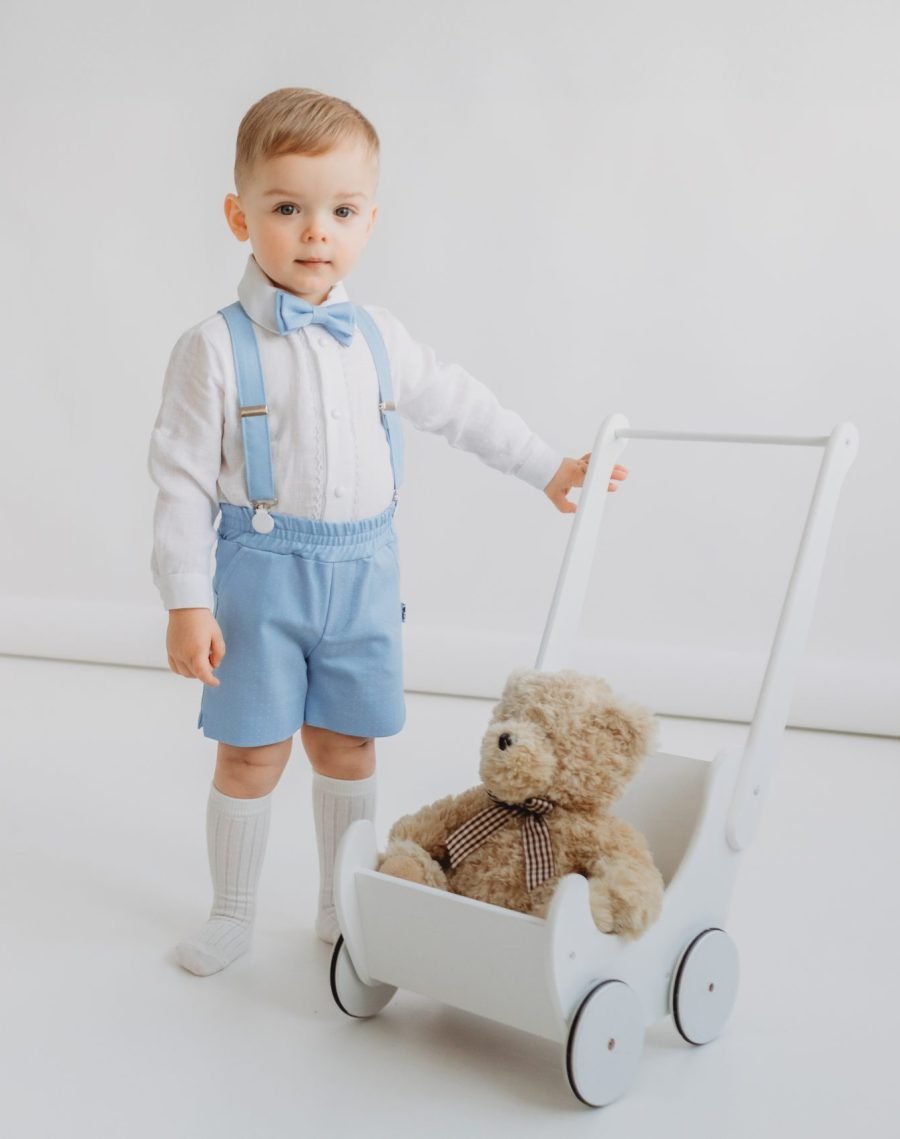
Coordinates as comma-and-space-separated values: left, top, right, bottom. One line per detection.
333, 486, 346, 498
330, 407, 342, 419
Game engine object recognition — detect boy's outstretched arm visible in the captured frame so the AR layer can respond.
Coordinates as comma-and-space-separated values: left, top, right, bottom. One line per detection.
544, 453, 629, 513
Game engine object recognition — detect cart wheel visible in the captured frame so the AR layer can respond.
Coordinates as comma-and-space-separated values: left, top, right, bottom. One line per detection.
329, 935, 397, 1019
672, 928, 739, 1045
565, 980, 645, 1108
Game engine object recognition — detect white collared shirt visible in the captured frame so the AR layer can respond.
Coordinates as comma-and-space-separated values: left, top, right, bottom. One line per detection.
148, 253, 563, 610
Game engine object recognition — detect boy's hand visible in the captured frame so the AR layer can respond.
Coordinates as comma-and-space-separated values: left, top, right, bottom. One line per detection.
544, 453, 629, 513
166, 608, 226, 687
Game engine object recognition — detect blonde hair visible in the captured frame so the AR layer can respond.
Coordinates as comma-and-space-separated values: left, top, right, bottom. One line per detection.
234, 87, 379, 194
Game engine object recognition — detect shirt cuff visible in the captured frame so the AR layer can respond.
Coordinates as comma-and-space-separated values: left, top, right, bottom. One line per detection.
511, 438, 565, 492
156, 574, 214, 612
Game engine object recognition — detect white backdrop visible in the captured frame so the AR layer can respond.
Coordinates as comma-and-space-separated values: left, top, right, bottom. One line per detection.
1, 0, 897, 735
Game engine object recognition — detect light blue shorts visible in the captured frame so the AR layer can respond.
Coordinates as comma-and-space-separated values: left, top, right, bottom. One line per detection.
197, 501, 406, 747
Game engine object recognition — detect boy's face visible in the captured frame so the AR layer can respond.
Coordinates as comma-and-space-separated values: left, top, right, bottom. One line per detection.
224, 140, 379, 305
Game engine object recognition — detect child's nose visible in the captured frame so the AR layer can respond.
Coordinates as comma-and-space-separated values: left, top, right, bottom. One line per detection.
301, 215, 329, 240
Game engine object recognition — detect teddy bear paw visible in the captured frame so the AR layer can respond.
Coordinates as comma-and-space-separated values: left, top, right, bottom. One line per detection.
588, 878, 661, 939
378, 840, 449, 891
587, 883, 618, 935
379, 853, 428, 883
617, 893, 663, 940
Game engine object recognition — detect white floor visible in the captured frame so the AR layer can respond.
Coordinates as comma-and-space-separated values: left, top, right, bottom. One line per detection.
2, 654, 898, 1138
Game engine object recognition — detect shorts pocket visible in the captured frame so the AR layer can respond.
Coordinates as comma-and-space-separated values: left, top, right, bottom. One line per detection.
386, 536, 401, 574
212, 539, 248, 600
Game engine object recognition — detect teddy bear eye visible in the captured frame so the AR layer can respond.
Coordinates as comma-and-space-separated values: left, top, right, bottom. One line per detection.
498, 732, 514, 750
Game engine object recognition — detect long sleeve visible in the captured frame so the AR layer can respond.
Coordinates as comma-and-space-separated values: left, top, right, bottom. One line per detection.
147, 324, 226, 610
367, 307, 564, 492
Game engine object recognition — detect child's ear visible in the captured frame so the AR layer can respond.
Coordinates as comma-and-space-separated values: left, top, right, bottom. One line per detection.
365, 203, 378, 238
224, 194, 249, 241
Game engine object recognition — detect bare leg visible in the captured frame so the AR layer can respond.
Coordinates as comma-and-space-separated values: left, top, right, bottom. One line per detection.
301, 724, 375, 780
214, 736, 293, 797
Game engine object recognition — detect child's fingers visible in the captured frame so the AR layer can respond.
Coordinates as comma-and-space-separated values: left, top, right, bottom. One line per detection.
210, 627, 227, 668
553, 488, 577, 513
191, 650, 220, 687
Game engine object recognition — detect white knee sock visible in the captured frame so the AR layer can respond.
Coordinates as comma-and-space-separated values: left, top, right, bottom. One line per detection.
175, 782, 272, 976
312, 771, 376, 944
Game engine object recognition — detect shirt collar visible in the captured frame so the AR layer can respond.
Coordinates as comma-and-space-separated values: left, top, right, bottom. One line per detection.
237, 252, 350, 333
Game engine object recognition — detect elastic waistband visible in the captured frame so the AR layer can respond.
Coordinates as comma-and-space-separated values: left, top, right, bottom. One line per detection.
217, 502, 396, 562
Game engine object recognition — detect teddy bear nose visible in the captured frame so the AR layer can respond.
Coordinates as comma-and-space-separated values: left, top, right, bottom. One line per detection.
498, 732, 514, 750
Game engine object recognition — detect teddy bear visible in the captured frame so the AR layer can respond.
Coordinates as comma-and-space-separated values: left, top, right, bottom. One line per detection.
378, 668, 665, 940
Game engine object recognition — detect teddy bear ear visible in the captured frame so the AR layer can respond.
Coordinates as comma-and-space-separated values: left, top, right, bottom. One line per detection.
580, 673, 614, 698
598, 700, 659, 760
501, 667, 534, 698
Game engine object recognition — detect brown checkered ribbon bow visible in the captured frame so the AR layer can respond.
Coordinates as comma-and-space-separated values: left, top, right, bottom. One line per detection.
445, 792, 556, 891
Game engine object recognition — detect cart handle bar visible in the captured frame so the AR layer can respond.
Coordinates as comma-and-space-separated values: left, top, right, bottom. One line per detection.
536, 413, 858, 853
616, 429, 830, 447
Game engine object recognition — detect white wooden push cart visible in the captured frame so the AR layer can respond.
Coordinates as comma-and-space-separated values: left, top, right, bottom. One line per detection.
329, 413, 858, 1108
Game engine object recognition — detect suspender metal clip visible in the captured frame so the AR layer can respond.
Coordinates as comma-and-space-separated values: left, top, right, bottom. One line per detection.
251, 500, 277, 534
240, 404, 269, 418
379, 401, 396, 413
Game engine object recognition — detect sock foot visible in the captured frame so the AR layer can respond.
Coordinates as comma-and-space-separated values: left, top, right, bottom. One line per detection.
174, 917, 253, 976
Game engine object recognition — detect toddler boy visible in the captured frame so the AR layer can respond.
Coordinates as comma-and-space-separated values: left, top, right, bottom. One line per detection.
148, 87, 626, 976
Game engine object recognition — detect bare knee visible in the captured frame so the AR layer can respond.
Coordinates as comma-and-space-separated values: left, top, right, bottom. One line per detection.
301, 724, 375, 780
215, 737, 293, 798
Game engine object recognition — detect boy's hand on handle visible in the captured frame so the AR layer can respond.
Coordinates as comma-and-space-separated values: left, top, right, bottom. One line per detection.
544, 453, 629, 513
166, 608, 226, 687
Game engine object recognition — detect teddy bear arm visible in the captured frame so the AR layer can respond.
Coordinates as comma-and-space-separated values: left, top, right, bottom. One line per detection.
380, 786, 490, 889
584, 819, 665, 940
386, 786, 487, 861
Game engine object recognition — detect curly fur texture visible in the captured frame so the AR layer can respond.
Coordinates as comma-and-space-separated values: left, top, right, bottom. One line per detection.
378, 668, 665, 939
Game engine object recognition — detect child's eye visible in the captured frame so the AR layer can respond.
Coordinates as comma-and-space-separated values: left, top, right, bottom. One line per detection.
276, 204, 297, 216
335, 206, 355, 219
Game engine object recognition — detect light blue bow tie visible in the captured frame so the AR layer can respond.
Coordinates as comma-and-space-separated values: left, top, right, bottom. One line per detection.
274, 290, 356, 345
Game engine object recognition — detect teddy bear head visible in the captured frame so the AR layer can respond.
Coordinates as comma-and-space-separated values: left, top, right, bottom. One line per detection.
478, 668, 658, 812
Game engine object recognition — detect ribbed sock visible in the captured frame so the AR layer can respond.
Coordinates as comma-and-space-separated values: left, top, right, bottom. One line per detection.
312, 771, 376, 944
174, 783, 272, 976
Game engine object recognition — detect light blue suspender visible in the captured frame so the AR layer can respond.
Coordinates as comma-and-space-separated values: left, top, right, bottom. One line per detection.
218, 303, 277, 515
217, 302, 404, 530
354, 306, 406, 490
